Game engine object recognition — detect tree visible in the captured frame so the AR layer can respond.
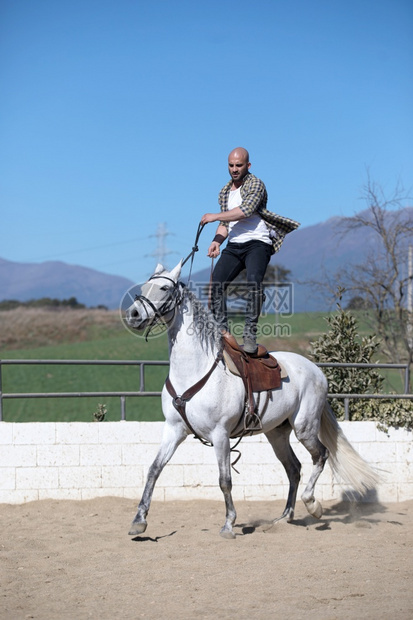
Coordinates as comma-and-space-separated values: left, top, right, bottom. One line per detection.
345, 296, 373, 311
265, 264, 292, 284
335, 175, 413, 389
231, 263, 291, 284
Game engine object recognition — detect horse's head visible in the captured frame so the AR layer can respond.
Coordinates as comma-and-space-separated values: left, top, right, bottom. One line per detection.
124, 261, 183, 332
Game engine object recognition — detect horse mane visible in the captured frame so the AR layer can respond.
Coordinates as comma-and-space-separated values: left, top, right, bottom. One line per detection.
181, 284, 222, 351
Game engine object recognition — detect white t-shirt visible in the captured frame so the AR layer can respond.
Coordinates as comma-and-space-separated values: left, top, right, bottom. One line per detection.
227, 187, 272, 245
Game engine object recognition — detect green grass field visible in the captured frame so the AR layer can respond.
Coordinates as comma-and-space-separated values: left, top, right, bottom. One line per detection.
1, 309, 405, 422
1, 332, 171, 422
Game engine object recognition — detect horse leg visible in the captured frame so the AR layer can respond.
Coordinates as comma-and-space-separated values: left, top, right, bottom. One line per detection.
294, 423, 329, 519
213, 431, 236, 539
265, 421, 301, 522
128, 422, 186, 536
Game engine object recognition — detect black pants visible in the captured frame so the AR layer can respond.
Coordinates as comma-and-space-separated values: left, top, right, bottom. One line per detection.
211, 240, 272, 337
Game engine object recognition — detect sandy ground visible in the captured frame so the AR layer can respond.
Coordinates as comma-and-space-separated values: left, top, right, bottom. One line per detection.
1, 497, 412, 620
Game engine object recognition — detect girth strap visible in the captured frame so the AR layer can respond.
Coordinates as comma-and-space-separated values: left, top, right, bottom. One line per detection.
165, 352, 223, 444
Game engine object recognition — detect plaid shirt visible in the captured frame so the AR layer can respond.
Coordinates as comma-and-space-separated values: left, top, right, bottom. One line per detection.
218, 173, 300, 254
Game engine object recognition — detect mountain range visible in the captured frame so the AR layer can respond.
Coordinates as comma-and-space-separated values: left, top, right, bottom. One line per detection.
1, 208, 411, 312
0, 258, 134, 310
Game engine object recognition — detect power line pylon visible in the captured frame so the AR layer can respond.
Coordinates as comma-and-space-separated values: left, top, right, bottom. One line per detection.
146, 222, 176, 268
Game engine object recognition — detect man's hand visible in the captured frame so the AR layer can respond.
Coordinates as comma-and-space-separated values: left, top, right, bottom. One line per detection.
207, 241, 221, 258
200, 213, 218, 225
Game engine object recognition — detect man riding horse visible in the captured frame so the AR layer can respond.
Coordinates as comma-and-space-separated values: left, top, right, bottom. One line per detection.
201, 147, 300, 354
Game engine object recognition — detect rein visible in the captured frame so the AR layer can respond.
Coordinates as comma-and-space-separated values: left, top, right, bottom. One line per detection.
181, 222, 205, 283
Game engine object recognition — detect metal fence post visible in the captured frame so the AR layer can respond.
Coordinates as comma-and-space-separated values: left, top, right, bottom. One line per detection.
139, 363, 145, 392
120, 395, 126, 421
405, 364, 411, 394
344, 397, 350, 421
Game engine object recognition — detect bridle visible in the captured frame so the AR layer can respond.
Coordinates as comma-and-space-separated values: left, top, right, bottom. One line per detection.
132, 222, 206, 339
133, 275, 184, 340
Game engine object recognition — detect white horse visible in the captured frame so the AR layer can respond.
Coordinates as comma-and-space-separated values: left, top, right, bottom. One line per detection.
125, 261, 379, 538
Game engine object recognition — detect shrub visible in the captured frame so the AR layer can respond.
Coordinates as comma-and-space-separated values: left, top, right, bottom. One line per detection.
311, 301, 413, 431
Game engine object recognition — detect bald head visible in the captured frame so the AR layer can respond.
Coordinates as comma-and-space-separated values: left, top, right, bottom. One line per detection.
228, 147, 250, 163
227, 147, 251, 187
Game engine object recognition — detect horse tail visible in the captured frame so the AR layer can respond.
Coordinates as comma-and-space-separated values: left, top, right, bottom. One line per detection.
319, 402, 380, 494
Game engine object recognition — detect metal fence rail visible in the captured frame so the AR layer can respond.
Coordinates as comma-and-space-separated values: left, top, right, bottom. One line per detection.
0, 358, 411, 421
317, 362, 411, 394
0, 359, 169, 421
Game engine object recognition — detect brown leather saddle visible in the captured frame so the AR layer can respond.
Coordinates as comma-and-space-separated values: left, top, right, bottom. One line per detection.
222, 332, 282, 431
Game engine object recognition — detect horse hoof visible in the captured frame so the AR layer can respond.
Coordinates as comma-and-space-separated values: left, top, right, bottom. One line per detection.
220, 528, 236, 540
128, 521, 147, 536
311, 500, 323, 519
282, 508, 294, 523
279, 515, 294, 524
263, 516, 290, 532
304, 498, 323, 519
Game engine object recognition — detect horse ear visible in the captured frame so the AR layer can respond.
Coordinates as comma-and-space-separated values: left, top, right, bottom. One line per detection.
169, 260, 183, 282
154, 263, 164, 275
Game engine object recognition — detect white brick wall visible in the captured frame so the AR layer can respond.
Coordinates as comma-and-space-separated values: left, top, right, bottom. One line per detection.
0, 421, 411, 504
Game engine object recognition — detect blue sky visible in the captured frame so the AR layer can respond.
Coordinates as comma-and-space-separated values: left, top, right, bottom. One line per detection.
1, 0, 412, 284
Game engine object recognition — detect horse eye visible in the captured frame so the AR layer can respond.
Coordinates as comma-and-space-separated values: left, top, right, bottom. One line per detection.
160, 285, 169, 291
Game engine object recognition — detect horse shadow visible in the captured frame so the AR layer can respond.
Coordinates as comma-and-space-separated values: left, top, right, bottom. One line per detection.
131, 530, 177, 543
234, 489, 392, 535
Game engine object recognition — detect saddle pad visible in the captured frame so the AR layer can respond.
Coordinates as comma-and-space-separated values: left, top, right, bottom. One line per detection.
222, 348, 284, 392
223, 349, 288, 380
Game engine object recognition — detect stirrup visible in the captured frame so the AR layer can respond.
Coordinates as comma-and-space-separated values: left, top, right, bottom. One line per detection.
244, 410, 263, 432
